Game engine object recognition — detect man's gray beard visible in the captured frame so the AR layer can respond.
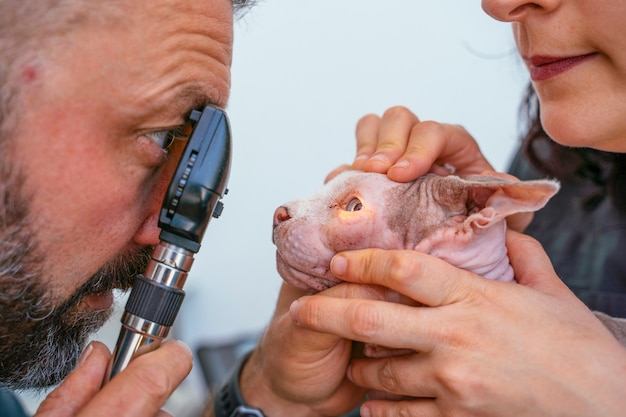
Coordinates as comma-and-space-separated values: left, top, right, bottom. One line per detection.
0, 157, 152, 391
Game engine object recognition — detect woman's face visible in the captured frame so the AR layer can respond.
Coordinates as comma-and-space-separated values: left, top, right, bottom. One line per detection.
482, 0, 626, 152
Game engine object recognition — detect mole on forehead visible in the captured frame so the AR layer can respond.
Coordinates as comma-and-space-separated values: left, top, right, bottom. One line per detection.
20, 64, 39, 84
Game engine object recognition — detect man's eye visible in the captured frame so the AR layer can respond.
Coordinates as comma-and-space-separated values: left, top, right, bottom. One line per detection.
146, 129, 176, 150
345, 198, 363, 212
146, 122, 193, 151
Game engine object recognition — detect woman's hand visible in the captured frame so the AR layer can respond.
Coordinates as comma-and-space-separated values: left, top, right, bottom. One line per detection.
289, 230, 626, 417
351, 106, 494, 181
326, 106, 532, 231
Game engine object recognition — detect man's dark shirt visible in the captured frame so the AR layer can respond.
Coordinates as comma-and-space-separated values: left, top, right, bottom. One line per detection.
0, 389, 28, 417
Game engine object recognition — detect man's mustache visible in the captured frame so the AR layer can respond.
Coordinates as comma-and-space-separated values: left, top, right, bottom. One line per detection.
57, 246, 153, 316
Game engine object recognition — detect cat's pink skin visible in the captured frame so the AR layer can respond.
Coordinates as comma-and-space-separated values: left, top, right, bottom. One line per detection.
273, 171, 559, 293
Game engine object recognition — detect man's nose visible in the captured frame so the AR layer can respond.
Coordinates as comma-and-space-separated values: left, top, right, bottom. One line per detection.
481, 0, 559, 22
132, 173, 172, 247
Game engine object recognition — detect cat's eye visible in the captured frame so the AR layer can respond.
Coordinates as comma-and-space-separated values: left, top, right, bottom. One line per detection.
345, 198, 363, 212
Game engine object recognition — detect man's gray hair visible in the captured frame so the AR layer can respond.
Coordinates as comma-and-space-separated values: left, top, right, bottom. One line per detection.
233, 0, 258, 17
0, 0, 257, 143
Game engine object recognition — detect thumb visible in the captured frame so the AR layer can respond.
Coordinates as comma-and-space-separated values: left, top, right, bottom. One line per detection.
506, 229, 569, 294
78, 339, 192, 417
35, 341, 111, 416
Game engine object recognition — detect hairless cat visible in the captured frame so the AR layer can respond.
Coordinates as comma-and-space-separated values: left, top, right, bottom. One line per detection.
273, 171, 559, 293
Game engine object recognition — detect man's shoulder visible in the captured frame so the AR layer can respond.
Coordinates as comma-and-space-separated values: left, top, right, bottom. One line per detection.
0, 389, 29, 417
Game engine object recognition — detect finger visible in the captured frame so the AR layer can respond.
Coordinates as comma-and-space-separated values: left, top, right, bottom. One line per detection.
287, 282, 421, 354
353, 114, 382, 170
282, 282, 390, 353
321, 281, 415, 304
505, 212, 534, 232
290, 278, 448, 353
361, 398, 442, 417
505, 230, 568, 293
329, 249, 488, 307
360, 107, 419, 175
36, 341, 111, 416
387, 122, 493, 183
348, 354, 437, 399
77, 339, 192, 417
290, 295, 438, 353
321, 281, 420, 309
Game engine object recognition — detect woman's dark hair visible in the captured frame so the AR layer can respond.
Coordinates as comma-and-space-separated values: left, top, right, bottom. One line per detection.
519, 83, 626, 211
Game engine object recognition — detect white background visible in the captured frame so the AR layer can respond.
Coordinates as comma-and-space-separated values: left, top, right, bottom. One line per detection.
181, 0, 528, 345
21, 1, 530, 413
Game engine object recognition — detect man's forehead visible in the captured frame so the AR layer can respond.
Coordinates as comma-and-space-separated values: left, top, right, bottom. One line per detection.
85, 2, 233, 115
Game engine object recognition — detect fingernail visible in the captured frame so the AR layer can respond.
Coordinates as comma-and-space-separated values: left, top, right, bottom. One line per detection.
289, 299, 300, 323
393, 159, 411, 169
360, 405, 371, 417
169, 339, 193, 357
369, 153, 388, 162
330, 255, 347, 277
76, 342, 94, 369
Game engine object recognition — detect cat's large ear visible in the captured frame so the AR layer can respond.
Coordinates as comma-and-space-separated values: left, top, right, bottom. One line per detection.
413, 174, 560, 281
465, 174, 560, 223
433, 174, 561, 225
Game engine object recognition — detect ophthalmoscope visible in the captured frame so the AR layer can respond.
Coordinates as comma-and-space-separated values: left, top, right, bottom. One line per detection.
105, 105, 231, 382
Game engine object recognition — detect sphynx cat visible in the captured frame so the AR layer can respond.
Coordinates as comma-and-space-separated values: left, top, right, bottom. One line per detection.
273, 170, 560, 293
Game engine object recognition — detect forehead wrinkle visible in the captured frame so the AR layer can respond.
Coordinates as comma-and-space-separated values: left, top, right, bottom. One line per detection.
155, 8, 233, 64
137, 83, 225, 127
132, 33, 232, 115
108, 0, 233, 117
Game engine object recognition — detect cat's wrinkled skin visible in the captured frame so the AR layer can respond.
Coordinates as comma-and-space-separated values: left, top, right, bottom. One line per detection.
273, 171, 559, 293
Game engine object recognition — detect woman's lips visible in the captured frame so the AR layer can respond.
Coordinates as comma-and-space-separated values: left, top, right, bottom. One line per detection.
527, 53, 597, 81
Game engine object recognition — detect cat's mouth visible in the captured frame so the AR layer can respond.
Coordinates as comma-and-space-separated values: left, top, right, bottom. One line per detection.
275, 251, 340, 293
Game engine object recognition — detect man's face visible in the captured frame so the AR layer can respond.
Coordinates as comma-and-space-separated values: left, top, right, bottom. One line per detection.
0, 0, 233, 389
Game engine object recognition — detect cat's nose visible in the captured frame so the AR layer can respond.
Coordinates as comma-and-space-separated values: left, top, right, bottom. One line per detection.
273, 206, 291, 227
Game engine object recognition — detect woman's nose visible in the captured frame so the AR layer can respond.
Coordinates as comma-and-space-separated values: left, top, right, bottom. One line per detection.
481, 0, 559, 22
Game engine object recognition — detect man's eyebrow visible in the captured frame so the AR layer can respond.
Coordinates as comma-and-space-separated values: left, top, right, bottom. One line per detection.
132, 83, 226, 129
171, 85, 219, 116
142, 84, 221, 125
